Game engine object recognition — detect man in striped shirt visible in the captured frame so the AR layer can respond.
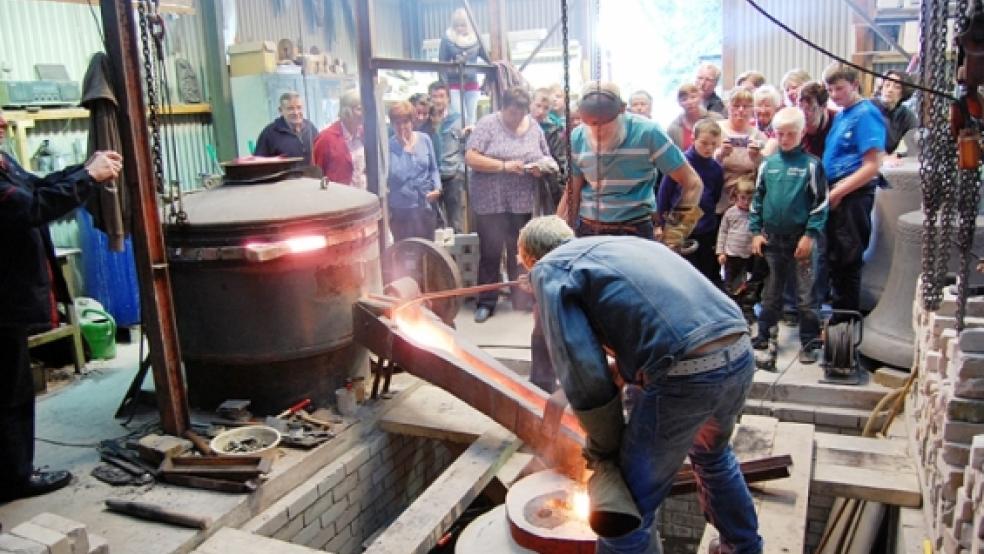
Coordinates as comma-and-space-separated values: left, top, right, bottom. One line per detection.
564, 81, 704, 249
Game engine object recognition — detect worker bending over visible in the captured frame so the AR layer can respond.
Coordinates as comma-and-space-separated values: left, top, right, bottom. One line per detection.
518, 216, 762, 554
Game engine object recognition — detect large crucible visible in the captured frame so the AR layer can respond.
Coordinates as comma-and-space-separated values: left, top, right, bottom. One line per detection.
165, 177, 382, 413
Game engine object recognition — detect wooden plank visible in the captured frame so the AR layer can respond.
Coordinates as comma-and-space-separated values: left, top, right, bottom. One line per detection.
812, 464, 921, 507
755, 422, 814, 554
193, 528, 322, 554
812, 432, 920, 507
363, 426, 521, 554
379, 383, 499, 444
814, 432, 910, 458
4, 104, 211, 123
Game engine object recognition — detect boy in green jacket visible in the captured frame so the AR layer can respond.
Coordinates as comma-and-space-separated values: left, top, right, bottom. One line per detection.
750, 107, 828, 363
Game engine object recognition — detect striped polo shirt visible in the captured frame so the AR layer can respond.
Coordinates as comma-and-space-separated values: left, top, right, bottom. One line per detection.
571, 114, 687, 223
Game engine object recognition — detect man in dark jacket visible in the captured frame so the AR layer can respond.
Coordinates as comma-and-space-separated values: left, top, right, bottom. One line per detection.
419, 81, 466, 231
0, 109, 122, 502
254, 91, 319, 166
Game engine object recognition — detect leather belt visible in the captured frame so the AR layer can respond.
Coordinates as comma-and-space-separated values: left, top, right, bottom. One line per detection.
665, 334, 751, 377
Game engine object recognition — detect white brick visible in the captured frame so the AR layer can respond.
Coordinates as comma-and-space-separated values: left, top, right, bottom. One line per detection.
86, 534, 108, 554
285, 486, 319, 520
11, 523, 70, 554
0, 533, 47, 554
29, 514, 88, 554
961, 329, 984, 353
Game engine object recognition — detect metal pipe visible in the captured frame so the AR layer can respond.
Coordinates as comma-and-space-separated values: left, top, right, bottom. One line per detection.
519, 17, 563, 72
370, 57, 496, 74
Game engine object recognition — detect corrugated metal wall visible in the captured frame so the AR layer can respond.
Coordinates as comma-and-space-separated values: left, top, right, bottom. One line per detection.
1, 0, 217, 190
418, 0, 567, 52
233, 0, 357, 65
726, 0, 854, 88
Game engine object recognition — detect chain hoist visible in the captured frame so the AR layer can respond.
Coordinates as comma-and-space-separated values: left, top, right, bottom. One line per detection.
919, 0, 958, 311
953, 0, 984, 330
920, 0, 984, 330
137, 0, 187, 224
560, 0, 575, 225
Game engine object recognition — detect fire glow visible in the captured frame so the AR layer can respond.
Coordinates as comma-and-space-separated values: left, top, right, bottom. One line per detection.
572, 489, 590, 521
393, 309, 456, 353
285, 234, 328, 253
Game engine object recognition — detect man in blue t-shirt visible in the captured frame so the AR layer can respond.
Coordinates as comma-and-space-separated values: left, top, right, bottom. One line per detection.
562, 81, 703, 248
820, 63, 886, 317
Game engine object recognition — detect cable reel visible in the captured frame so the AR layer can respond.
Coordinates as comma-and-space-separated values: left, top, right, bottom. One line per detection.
819, 310, 863, 385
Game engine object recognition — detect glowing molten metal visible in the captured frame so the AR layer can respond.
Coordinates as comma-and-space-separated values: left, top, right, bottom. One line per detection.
393, 310, 456, 353
572, 489, 590, 521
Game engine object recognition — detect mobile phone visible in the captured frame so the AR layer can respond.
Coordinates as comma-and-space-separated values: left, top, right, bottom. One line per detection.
729, 135, 749, 148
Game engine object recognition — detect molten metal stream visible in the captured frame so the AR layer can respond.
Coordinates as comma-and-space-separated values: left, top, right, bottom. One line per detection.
393, 308, 582, 432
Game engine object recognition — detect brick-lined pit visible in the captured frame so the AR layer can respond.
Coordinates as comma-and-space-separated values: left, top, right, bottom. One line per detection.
243, 431, 453, 553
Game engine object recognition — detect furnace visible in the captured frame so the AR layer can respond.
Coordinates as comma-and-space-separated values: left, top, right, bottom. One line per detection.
165, 177, 382, 414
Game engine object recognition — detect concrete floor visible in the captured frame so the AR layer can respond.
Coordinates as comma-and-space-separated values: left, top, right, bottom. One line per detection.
0, 297, 894, 552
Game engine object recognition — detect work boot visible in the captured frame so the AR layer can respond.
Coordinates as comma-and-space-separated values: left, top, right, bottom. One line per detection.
751, 335, 769, 350
0, 469, 72, 502
799, 348, 818, 365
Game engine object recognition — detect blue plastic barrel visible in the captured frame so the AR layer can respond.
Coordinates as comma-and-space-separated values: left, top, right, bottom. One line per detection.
77, 209, 141, 326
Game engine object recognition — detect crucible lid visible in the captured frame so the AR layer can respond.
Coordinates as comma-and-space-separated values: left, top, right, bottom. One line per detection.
176, 178, 380, 227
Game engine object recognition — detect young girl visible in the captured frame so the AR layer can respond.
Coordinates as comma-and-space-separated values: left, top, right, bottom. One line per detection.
717, 177, 756, 295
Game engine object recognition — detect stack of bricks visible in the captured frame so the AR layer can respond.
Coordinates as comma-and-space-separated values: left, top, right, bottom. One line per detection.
911, 285, 984, 553
0, 512, 109, 554
242, 431, 453, 554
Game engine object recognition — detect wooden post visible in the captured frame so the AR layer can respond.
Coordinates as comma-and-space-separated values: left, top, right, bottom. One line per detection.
199, 0, 237, 161
487, 0, 508, 62
101, 0, 190, 436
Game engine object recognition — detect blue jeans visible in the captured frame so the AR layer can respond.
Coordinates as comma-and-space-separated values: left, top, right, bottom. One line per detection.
598, 345, 762, 554
758, 234, 820, 347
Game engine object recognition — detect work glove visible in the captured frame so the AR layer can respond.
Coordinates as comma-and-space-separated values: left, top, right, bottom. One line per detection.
573, 394, 642, 538
661, 205, 704, 253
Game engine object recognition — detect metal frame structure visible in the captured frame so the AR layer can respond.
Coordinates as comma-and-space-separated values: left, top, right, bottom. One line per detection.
101, 0, 190, 436
353, 0, 500, 240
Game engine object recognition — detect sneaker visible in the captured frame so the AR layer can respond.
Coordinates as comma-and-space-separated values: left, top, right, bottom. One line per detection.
473, 306, 492, 323
751, 336, 769, 350
799, 348, 818, 364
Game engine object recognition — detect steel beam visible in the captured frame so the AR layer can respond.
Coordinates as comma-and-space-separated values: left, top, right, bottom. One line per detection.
353, 301, 587, 476
101, 0, 190, 436
370, 57, 496, 75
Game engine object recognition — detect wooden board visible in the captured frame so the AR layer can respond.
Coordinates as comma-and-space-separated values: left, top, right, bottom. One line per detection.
364, 426, 520, 554
812, 434, 920, 507
754, 422, 815, 554
379, 384, 499, 444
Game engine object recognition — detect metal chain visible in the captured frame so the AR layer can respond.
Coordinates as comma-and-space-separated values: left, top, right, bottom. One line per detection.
919, 0, 958, 310
137, 1, 168, 217
560, 0, 577, 222
955, 0, 983, 330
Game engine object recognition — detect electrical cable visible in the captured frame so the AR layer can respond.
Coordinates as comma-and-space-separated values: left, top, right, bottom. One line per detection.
743, 0, 956, 102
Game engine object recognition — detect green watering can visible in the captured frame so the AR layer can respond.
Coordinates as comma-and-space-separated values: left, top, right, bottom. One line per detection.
79, 306, 117, 360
